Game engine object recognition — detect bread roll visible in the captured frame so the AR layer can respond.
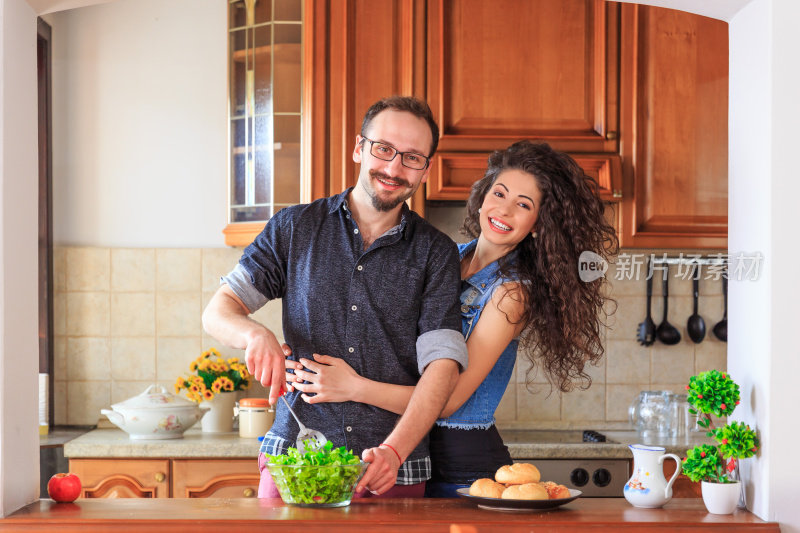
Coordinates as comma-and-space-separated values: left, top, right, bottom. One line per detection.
469, 478, 505, 499
495, 463, 541, 485
501, 482, 549, 500
540, 481, 571, 500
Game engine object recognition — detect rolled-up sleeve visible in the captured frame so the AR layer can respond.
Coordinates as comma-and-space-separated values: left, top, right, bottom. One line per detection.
220, 263, 268, 314
416, 328, 468, 374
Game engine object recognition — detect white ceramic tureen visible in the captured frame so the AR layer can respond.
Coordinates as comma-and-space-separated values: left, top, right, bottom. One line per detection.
101, 384, 209, 440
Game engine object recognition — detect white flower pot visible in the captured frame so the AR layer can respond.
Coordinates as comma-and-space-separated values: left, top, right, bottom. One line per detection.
701, 481, 741, 514
201, 391, 237, 433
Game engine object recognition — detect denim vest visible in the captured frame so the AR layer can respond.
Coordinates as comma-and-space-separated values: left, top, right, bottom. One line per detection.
436, 239, 519, 430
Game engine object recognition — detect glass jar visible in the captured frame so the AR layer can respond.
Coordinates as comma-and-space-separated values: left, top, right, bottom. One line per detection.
236, 397, 274, 438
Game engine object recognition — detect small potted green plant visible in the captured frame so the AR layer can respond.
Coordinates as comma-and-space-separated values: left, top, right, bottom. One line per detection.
681, 370, 759, 514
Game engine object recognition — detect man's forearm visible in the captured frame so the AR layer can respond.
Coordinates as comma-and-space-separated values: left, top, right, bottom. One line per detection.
202, 286, 272, 350
380, 358, 459, 460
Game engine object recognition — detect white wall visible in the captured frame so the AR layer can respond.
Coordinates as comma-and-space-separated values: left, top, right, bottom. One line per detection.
0, 0, 43, 517
50, 0, 228, 248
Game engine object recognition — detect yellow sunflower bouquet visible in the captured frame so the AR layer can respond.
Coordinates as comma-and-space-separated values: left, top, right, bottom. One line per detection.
175, 347, 251, 403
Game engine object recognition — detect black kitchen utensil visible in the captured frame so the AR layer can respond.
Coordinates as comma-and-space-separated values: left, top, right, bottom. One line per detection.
687, 265, 706, 343
712, 273, 728, 342
656, 265, 681, 345
636, 260, 656, 346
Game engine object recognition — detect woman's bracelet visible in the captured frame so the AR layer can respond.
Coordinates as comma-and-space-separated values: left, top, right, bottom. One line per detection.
380, 442, 402, 464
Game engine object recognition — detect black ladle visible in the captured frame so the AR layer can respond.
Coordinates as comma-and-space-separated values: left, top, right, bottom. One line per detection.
636, 261, 656, 346
687, 265, 706, 343
713, 274, 728, 342
656, 265, 681, 345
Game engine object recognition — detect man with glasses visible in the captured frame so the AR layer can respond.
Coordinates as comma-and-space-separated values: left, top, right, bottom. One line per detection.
203, 96, 467, 498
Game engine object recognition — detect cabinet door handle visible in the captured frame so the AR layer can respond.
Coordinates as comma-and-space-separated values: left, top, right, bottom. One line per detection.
243, 488, 255, 498
154, 472, 166, 483
605, 131, 618, 140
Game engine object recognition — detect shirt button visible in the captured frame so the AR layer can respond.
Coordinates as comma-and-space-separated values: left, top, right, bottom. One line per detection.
481, 283, 486, 288
346, 426, 352, 432
351, 305, 357, 311
346, 214, 351, 219
357, 265, 363, 271
354, 229, 359, 234
348, 347, 354, 353
461, 305, 468, 313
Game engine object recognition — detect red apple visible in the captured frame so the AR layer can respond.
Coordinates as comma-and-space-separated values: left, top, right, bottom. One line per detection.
47, 473, 82, 503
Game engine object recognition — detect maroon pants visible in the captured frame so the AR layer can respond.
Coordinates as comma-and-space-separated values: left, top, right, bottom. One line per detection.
257, 453, 426, 498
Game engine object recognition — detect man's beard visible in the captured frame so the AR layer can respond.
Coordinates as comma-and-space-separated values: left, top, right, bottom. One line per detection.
366, 170, 414, 212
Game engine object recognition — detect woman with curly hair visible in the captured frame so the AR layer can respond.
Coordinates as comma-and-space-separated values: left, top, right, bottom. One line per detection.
284, 140, 618, 497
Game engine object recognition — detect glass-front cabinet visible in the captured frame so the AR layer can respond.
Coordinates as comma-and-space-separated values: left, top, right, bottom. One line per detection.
225, 0, 303, 246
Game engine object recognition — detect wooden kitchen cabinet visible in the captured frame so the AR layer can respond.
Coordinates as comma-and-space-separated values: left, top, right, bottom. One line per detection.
69, 458, 260, 499
661, 457, 702, 498
618, 4, 728, 249
172, 459, 259, 498
70, 459, 170, 499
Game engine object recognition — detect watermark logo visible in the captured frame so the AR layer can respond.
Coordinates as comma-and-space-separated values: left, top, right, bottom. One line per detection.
579, 251, 608, 282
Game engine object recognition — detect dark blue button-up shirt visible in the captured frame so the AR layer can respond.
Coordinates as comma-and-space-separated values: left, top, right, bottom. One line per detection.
223, 189, 467, 482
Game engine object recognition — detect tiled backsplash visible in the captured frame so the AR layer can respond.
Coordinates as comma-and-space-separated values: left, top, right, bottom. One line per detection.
53, 245, 726, 428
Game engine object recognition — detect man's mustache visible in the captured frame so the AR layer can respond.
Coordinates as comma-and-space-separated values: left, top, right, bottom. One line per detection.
369, 170, 411, 189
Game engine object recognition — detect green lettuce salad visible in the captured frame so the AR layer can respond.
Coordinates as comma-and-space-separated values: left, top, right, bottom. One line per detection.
267, 441, 366, 506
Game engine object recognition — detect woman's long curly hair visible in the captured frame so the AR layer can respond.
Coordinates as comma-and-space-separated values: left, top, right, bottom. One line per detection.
461, 141, 619, 393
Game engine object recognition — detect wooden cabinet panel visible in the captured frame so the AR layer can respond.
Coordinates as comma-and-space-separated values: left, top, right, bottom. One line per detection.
428, 0, 620, 154
172, 459, 259, 499
70, 459, 169, 499
324, 0, 428, 213
428, 151, 622, 201
662, 457, 702, 498
619, 5, 728, 248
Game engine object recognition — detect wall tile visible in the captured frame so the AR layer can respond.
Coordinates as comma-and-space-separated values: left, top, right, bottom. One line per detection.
111, 380, 157, 404
606, 296, 645, 341
562, 386, 605, 421
651, 344, 695, 385
67, 381, 111, 426
54, 335, 67, 379
695, 340, 727, 374
112, 248, 155, 292
111, 292, 156, 336
54, 292, 66, 336
54, 246, 66, 292
251, 298, 285, 343
67, 337, 111, 380
202, 247, 244, 292
111, 337, 156, 381
54, 381, 67, 425
607, 384, 647, 422
157, 249, 201, 292
66, 247, 110, 291
606, 339, 651, 384
516, 384, 561, 422
156, 292, 202, 336
156, 337, 202, 383
66, 292, 110, 336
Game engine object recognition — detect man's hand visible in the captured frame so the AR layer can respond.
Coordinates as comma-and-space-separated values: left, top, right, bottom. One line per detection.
357, 446, 401, 495
245, 333, 292, 405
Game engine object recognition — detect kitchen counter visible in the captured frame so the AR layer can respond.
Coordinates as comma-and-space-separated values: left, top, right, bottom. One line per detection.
64, 428, 713, 459
0, 498, 779, 532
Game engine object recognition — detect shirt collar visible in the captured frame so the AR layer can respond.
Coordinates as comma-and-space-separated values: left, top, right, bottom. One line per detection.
459, 239, 518, 293
330, 188, 411, 239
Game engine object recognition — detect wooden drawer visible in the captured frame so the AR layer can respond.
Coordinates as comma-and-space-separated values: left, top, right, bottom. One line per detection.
172, 459, 260, 498
70, 459, 170, 499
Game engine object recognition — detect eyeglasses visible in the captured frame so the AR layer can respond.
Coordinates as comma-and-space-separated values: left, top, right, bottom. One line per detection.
361, 137, 431, 170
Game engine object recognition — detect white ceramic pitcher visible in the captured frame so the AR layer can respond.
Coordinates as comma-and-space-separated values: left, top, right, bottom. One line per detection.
623, 444, 681, 508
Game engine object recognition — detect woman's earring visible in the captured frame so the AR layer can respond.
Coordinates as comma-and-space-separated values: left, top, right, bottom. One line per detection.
532, 231, 538, 238
478, 208, 481, 214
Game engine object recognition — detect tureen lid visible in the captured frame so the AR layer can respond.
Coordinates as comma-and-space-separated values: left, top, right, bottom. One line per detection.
111, 384, 199, 410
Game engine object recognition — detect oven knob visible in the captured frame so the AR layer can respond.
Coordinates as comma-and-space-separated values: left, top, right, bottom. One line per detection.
592, 468, 612, 487
569, 468, 589, 487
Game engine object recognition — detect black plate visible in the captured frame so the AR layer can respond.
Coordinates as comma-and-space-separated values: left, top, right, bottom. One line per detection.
456, 487, 582, 512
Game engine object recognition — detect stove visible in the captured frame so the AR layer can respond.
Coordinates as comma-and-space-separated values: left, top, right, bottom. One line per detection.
499, 429, 630, 497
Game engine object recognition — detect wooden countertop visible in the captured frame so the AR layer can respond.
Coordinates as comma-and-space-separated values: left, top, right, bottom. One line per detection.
0, 498, 779, 532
